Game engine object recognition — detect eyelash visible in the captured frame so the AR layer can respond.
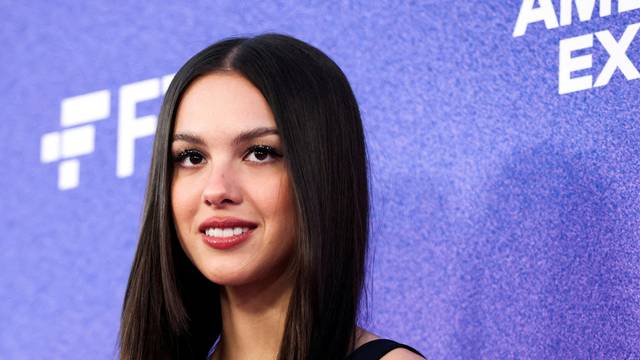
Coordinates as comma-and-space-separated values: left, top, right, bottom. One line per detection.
173, 144, 283, 168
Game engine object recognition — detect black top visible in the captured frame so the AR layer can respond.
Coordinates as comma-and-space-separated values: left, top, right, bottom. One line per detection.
207, 337, 425, 360
345, 339, 425, 360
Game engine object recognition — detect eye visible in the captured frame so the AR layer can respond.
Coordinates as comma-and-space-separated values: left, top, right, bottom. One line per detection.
243, 145, 282, 164
174, 149, 205, 168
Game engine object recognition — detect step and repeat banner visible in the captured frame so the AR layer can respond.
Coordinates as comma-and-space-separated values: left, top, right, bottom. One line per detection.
2, 1, 639, 359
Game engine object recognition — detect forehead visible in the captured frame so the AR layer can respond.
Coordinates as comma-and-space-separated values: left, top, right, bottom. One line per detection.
174, 72, 276, 135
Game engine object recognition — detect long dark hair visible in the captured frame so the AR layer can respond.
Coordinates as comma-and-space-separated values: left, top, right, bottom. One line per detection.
119, 33, 369, 360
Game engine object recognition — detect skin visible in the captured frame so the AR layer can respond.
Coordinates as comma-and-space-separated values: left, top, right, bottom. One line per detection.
171, 72, 422, 360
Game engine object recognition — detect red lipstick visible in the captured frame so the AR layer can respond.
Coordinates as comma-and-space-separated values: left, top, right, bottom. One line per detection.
199, 217, 258, 250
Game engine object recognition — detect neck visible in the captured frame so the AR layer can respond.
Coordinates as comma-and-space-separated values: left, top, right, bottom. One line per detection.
214, 270, 294, 360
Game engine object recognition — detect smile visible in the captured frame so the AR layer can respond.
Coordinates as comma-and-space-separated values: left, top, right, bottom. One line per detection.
202, 228, 254, 250
204, 227, 250, 237
198, 217, 259, 249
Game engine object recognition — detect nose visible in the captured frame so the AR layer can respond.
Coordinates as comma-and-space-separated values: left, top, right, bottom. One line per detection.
202, 161, 242, 208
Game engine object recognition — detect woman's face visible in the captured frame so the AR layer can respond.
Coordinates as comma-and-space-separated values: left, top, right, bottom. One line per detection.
171, 72, 297, 287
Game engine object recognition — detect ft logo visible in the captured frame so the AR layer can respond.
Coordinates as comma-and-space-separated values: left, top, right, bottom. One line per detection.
40, 74, 174, 190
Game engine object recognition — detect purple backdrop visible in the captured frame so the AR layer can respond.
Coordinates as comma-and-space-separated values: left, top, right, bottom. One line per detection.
1, 1, 639, 359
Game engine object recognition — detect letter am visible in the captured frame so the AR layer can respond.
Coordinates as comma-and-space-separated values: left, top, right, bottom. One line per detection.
513, 0, 640, 37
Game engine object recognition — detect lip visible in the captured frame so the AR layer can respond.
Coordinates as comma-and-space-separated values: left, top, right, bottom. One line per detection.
198, 216, 259, 233
202, 228, 255, 250
198, 216, 258, 250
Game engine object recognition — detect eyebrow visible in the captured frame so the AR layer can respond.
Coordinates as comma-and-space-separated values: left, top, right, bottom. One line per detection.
172, 127, 280, 146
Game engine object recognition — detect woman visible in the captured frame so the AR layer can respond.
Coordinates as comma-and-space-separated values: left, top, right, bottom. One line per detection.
119, 33, 425, 360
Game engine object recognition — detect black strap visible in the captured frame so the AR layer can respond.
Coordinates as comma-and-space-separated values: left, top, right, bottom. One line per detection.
345, 339, 425, 360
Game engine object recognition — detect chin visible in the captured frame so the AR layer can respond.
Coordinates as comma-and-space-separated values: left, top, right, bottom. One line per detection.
199, 254, 274, 286
193, 260, 253, 286
203, 270, 255, 287
198, 255, 292, 289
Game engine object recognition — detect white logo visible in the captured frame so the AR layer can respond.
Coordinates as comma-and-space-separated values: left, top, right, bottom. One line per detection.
40, 74, 174, 190
512, 0, 640, 94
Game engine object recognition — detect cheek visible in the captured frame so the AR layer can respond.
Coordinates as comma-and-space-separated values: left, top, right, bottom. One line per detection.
251, 173, 295, 223
171, 175, 201, 236
259, 175, 297, 250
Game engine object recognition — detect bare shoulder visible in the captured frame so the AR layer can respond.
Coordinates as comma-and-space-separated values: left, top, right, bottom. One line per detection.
354, 327, 426, 359
380, 348, 426, 359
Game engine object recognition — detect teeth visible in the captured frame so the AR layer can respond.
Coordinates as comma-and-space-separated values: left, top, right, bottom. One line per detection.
205, 227, 249, 238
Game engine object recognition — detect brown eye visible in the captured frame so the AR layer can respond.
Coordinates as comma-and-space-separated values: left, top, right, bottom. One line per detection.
174, 149, 205, 167
243, 145, 282, 163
